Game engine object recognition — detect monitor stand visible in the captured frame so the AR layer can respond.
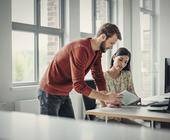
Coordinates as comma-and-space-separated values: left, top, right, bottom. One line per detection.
166, 97, 170, 113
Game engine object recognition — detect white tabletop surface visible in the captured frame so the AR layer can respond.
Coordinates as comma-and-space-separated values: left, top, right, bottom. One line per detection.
86, 93, 170, 123
86, 106, 170, 123
0, 111, 170, 140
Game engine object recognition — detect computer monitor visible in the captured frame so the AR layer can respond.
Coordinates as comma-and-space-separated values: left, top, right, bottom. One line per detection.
165, 58, 170, 93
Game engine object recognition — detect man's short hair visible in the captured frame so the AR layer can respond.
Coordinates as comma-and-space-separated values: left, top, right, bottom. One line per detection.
97, 23, 122, 40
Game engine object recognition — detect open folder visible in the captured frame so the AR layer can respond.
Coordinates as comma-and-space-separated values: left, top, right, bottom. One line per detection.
121, 90, 141, 106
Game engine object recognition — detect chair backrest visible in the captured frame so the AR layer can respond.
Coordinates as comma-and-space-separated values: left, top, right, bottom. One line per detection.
83, 80, 96, 120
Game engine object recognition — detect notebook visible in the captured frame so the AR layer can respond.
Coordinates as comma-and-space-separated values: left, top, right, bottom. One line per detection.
120, 90, 141, 106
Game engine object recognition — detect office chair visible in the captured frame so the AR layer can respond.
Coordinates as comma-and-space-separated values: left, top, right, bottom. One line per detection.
83, 80, 96, 120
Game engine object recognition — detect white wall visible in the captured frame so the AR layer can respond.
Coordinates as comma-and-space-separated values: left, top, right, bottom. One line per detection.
158, 0, 170, 94
131, 0, 143, 96
131, 0, 170, 96
64, 0, 80, 44
118, 0, 132, 51
0, 0, 38, 110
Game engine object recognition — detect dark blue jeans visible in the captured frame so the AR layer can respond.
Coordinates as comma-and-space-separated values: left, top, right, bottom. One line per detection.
38, 89, 75, 119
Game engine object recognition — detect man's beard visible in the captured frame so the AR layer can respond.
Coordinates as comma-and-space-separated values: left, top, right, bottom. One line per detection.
99, 42, 106, 53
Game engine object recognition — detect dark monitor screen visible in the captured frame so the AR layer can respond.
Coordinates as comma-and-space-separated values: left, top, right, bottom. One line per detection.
165, 58, 170, 93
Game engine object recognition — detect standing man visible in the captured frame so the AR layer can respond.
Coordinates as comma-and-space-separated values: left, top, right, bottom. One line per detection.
38, 23, 122, 118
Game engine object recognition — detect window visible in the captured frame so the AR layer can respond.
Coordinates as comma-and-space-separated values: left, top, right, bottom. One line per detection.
12, 31, 35, 82
140, 0, 153, 11
80, 0, 93, 34
41, 0, 60, 28
140, 0, 155, 97
95, 0, 110, 32
80, 0, 113, 79
39, 34, 60, 79
12, 0, 35, 24
96, 0, 111, 72
12, 0, 64, 86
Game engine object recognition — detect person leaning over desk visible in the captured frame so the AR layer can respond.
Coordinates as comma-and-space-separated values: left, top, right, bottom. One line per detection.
38, 23, 123, 119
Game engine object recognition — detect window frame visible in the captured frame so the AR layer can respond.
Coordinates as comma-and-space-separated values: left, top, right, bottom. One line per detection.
12, 0, 65, 86
80, 0, 95, 37
80, 0, 114, 80
80, 0, 112, 37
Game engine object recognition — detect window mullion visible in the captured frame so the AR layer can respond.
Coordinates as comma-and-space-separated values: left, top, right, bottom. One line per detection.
60, 0, 65, 47
12, 22, 37, 32
92, 0, 96, 34
140, 7, 154, 15
107, 0, 112, 23
35, 0, 40, 82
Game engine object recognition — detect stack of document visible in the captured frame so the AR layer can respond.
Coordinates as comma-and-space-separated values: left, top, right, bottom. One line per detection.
147, 100, 169, 112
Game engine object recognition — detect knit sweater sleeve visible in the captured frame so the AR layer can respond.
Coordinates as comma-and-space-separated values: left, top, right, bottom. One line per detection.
91, 52, 106, 91
69, 46, 92, 96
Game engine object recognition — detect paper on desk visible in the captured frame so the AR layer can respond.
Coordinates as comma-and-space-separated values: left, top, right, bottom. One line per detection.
121, 90, 140, 106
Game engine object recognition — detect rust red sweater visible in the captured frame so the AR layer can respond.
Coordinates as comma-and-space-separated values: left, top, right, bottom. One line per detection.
40, 38, 106, 96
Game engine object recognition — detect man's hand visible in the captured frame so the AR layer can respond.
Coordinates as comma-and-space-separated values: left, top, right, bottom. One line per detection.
105, 101, 122, 108
88, 90, 123, 107
105, 92, 123, 107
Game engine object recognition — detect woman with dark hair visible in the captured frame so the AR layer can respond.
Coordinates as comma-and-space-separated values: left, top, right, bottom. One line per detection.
96, 48, 141, 125
98, 47, 139, 108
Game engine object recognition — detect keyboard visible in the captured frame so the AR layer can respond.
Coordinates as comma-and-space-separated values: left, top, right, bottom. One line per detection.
147, 100, 169, 113
150, 100, 169, 107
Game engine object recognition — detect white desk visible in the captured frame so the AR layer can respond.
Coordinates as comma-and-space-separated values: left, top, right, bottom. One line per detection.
86, 106, 170, 127
0, 111, 170, 140
86, 93, 170, 127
